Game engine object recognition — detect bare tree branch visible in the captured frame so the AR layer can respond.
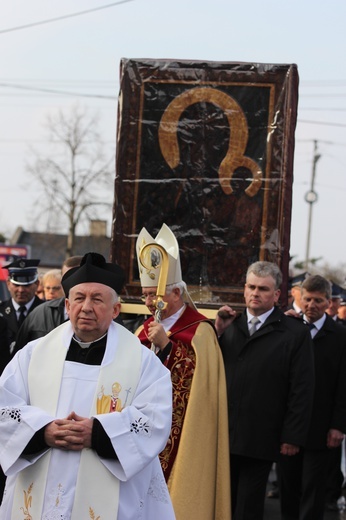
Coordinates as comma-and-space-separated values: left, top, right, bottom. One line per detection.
26, 105, 113, 257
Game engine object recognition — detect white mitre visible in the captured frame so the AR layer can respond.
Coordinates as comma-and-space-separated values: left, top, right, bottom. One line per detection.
136, 223, 196, 309
136, 223, 182, 287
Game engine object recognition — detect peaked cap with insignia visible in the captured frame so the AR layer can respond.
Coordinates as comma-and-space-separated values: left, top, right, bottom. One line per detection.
4, 258, 40, 285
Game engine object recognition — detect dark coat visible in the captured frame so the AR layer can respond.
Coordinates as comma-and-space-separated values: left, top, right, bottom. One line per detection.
0, 296, 43, 351
0, 315, 10, 374
306, 314, 346, 449
336, 316, 346, 327
15, 297, 66, 351
219, 307, 315, 462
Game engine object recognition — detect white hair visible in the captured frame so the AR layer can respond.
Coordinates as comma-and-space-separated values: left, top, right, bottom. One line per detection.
110, 288, 120, 304
42, 269, 62, 284
165, 281, 186, 298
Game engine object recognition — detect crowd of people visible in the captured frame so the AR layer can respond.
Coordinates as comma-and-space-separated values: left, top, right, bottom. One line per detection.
0, 225, 345, 520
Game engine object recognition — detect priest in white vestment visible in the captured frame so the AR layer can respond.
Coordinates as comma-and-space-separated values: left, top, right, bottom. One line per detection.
0, 252, 175, 520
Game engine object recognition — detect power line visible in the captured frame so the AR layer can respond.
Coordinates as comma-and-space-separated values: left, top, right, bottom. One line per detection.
0, 79, 117, 87
296, 139, 346, 147
2, 89, 346, 110
300, 80, 346, 87
299, 107, 346, 111
0, 139, 115, 144
0, 84, 344, 126
0, 82, 117, 100
298, 119, 346, 128
0, 0, 134, 35
300, 94, 346, 98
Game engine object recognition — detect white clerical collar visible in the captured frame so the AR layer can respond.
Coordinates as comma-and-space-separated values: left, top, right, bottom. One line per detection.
73, 331, 108, 349
12, 296, 35, 312
160, 304, 186, 332
303, 313, 326, 333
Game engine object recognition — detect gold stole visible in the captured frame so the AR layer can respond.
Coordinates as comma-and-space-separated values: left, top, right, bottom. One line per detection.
167, 323, 231, 520
11, 322, 142, 520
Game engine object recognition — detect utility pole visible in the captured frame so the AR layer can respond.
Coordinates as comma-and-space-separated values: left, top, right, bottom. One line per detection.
304, 140, 321, 270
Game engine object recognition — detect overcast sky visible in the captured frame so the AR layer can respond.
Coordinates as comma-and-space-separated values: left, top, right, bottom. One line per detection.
0, 0, 345, 271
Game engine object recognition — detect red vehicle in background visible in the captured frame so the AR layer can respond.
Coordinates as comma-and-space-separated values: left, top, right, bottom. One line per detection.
0, 263, 10, 301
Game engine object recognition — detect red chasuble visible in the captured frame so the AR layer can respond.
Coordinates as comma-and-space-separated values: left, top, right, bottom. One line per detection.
137, 305, 210, 480
136, 305, 231, 520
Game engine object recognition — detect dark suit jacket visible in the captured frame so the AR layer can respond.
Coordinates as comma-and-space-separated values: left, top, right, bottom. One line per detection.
306, 314, 346, 449
0, 296, 43, 350
219, 307, 315, 462
15, 297, 66, 351
0, 315, 10, 374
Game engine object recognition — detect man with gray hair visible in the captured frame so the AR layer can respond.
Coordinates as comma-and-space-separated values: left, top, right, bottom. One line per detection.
215, 261, 315, 520
279, 274, 346, 519
0, 252, 175, 519
136, 223, 231, 520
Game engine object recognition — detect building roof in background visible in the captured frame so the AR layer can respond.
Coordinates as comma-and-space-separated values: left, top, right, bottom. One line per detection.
10, 227, 111, 269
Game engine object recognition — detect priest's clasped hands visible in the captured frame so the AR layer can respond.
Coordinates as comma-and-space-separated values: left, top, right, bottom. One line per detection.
44, 411, 93, 451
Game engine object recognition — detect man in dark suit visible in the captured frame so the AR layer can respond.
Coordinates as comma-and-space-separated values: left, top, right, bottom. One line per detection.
0, 258, 43, 502
0, 315, 10, 375
279, 274, 346, 520
324, 282, 346, 510
14, 256, 83, 352
215, 261, 315, 520
0, 258, 43, 354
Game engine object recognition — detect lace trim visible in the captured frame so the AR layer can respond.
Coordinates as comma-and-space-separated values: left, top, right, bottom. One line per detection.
42, 483, 69, 520
0, 407, 21, 422
147, 472, 170, 504
130, 417, 152, 436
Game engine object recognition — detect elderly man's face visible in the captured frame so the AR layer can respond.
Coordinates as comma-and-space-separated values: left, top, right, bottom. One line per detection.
66, 282, 120, 342
7, 280, 38, 305
141, 286, 181, 320
43, 275, 64, 301
301, 289, 330, 323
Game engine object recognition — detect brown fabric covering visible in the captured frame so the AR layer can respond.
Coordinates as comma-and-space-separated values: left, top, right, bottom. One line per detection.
112, 59, 298, 309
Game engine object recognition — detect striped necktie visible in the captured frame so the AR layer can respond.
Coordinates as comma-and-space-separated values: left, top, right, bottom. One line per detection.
249, 316, 260, 336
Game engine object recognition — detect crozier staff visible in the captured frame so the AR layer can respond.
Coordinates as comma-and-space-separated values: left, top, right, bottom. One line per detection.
0, 252, 175, 519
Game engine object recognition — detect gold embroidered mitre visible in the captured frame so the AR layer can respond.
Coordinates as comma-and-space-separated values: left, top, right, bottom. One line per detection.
136, 223, 182, 288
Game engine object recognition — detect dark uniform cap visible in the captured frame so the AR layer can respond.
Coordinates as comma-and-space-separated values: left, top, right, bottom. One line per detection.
4, 258, 40, 286
330, 282, 344, 299
61, 252, 125, 297
288, 272, 310, 289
